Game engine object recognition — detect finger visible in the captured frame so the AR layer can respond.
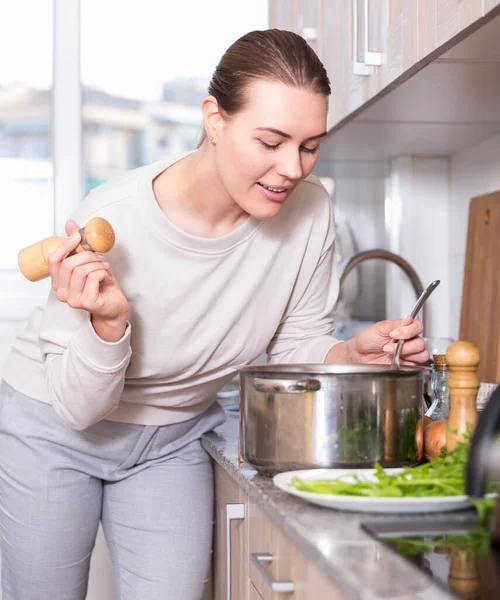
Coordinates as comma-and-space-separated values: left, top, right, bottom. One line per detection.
67, 262, 110, 306
80, 269, 109, 308
65, 219, 80, 237
55, 252, 104, 300
47, 231, 83, 288
389, 319, 423, 340
400, 350, 430, 365
400, 337, 426, 357
382, 342, 397, 354
375, 316, 412, 337
383, 337, 426, 356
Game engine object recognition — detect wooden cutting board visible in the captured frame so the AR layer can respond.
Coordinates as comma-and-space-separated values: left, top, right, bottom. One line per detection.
460, 190, 500, 383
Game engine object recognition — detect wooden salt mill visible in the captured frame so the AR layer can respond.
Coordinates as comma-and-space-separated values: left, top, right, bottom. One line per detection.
18, 217, 115, 282
446, 340, 480, 451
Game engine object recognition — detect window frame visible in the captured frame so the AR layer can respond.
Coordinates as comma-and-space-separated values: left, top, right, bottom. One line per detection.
1, 0, 81, 319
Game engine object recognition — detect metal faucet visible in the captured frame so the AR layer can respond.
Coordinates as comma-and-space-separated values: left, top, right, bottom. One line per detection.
338, 249, 426, 325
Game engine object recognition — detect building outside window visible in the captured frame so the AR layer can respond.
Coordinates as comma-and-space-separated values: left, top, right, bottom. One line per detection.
0, 0, 268, 323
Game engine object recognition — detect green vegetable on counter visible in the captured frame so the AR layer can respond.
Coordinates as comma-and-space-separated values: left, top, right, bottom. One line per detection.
290, 437, 497, 510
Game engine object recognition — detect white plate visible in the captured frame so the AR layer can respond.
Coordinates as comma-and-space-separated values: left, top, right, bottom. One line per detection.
273, 468, 480, 514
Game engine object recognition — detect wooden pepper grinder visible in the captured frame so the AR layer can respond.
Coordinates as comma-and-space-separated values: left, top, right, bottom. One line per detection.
448, 550, 480, 600
446, 340, 480, 451
18, 217, 115, 282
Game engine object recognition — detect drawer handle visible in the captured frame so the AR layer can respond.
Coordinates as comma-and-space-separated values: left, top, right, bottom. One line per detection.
226, 504, 245, 600
364, 0, 384, 66
352, 0, 372, 75
250, 552, 296, 593
253, 378, 321, 394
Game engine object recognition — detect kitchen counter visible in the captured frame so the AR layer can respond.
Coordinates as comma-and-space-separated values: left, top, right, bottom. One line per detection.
202, 414, 476, 600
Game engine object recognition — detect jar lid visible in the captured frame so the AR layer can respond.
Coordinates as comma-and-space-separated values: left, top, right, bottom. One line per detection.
433, 353, 449, 370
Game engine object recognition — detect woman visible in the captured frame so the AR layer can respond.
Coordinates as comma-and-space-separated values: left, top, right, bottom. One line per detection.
0, 29, 427, 600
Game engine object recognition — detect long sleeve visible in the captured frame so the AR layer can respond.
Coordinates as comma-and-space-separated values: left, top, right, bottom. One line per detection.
37, 189, 132, 431
266, 196, 340, 364
38, 291, 132, 430
3, 161, 344, 428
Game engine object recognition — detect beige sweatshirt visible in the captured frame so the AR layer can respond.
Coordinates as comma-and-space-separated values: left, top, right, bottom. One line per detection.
3, 154, 339, 430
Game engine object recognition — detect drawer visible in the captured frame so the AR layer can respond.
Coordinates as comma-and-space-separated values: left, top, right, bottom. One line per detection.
248, 503, 345, 600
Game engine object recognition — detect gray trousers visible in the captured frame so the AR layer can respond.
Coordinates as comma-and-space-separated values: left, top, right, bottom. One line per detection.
0, 381, 226, 600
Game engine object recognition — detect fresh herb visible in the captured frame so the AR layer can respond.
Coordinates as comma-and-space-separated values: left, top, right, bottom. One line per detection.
397, 406, 420, 462
387, 522, 492, 558
335, 407, 377, 462
290, 436, 498, 513
333, 406, 421, 463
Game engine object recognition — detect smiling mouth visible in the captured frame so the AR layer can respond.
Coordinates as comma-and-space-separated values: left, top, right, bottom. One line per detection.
257, 182, 289, 192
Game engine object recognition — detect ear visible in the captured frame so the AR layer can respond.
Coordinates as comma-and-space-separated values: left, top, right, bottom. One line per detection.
201, 95, 223, 140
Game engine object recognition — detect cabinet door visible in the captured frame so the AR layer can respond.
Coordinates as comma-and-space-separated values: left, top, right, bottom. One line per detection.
213, 465, 249, 600
268, 0, 299, 32
381, 0, 418, 85
323, 0, 368, 129
248, 503, 346, 600
297, 0, 322, 57
269, 0, 323, 57
484, 0, 500, 13
418, 0, 483, 60
249, 583, 265, 600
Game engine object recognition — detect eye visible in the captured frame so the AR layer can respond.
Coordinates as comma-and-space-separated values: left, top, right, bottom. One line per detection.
259, 140, 280, 151
300, 145, 320, 155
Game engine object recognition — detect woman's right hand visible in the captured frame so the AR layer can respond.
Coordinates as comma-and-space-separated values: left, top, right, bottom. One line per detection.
47, 220, 129, 339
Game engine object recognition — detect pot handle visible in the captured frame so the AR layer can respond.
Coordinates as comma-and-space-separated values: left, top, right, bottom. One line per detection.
253, 378, 321, 393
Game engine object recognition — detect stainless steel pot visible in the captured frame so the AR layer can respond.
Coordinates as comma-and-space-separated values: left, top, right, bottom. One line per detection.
239, 364, 424, 476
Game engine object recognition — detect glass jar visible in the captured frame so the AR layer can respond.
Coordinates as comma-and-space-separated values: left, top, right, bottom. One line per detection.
425, 353, 450, 421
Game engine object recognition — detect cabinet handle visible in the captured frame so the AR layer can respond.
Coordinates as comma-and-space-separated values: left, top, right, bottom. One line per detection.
250, 553, 296, 593
226, 503, 245, 600
352, 0, 372, 75
364, 0, 384, 65
301, 27, 318, 42
298, 13, 318, 43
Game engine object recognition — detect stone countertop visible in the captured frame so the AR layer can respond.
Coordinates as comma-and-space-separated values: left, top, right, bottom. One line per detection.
202, 414, 477, 600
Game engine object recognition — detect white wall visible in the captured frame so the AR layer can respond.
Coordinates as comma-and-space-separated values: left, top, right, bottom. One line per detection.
386, 156, 451, 338
386, 132, 500, 340
333, 177, 388, 321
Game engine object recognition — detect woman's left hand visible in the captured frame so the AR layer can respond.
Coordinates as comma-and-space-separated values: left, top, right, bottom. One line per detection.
349, 316, 429, 365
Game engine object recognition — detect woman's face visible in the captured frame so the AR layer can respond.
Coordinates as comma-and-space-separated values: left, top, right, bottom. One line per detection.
211, 79, 328, 219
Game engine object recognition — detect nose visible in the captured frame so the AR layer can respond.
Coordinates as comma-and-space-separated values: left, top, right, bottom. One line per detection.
276, 148, 303, 181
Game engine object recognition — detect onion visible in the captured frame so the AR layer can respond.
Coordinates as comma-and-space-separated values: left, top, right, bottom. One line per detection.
423, 419, 447, 461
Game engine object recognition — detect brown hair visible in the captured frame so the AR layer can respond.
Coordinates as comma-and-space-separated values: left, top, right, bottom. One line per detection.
197, 29, 331, 146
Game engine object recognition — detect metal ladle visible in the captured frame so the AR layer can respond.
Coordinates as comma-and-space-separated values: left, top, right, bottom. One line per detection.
390, 279, 441, 370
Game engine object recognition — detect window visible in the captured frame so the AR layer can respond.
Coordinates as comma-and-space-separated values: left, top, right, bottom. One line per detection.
0, 0, 268, 317
0, 0, 54, 272
81, 0, 269, 191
